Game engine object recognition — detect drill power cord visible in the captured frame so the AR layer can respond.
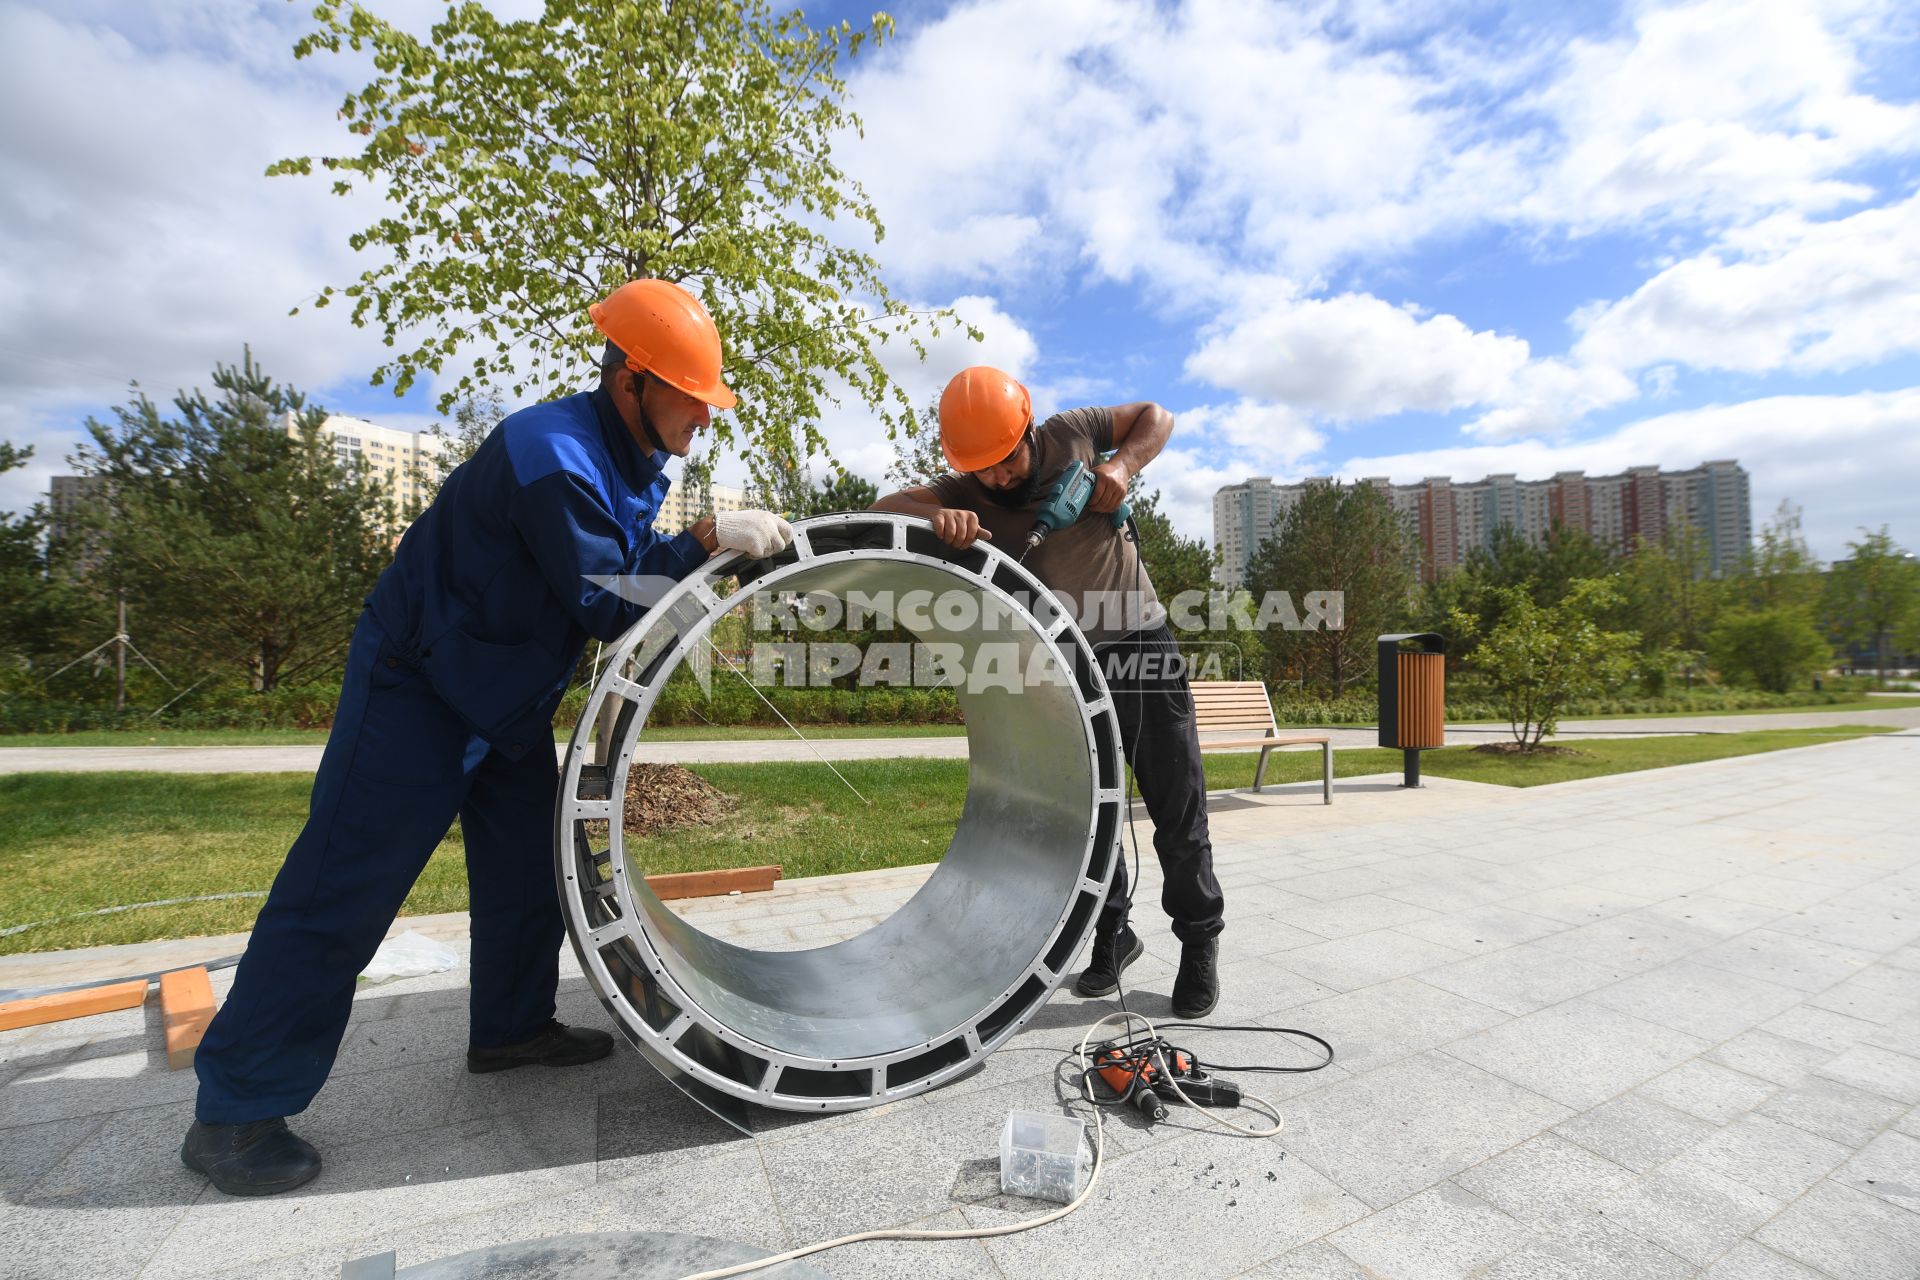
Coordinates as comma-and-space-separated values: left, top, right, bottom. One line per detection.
676, 1008, 1286, 1280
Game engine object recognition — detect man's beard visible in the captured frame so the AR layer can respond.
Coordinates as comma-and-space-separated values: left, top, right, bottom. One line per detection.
980, 437, 1041, 507
981, 477, 1039, 508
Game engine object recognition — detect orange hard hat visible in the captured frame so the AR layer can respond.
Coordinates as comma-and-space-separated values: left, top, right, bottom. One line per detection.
939, 366, 1031, 472
588, 279, 737, 410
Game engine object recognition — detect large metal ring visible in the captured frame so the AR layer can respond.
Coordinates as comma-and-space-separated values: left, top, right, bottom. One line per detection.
556, 513, 1123, 1120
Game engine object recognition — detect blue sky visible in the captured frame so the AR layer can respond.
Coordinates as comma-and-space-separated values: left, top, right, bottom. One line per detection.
3, 0, 1917, 559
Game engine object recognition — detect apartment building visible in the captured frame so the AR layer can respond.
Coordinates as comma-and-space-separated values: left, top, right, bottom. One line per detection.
1214, 461, 1752, 584
296, 414, 444, 510
1213, 475, 1321, 588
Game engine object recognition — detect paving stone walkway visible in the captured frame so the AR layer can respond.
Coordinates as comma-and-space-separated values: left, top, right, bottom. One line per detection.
1, 732, 1916, 1278
2, 701, 1916, 774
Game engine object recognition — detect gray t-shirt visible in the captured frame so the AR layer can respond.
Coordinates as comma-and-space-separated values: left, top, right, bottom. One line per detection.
926, 407, 1164, 646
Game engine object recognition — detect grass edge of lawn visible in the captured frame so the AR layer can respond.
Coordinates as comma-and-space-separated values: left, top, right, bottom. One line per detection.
6, 694, 1915, 748
1207, 724, 1897, 793
1444, 694, 1920, 724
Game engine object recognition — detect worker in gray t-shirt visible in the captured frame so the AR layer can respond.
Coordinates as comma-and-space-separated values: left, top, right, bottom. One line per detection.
874, 365, 1225, 1018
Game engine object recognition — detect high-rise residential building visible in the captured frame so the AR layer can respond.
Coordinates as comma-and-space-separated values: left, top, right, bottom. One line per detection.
1662, 459, 1752, 574
1213, 476, 1319, 588
287, 413, 444, 511
47, 474, 105, 538
1549, 471, 1589, 534
284, 410, 751, 535
1416, 477, 1460, 578
1211, 460, 1752, 583
654, 479, 748, 535
46, 474, 108, 574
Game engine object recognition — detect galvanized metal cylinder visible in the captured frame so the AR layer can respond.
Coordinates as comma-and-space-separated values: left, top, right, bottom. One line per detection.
556, 514, 1123, 1116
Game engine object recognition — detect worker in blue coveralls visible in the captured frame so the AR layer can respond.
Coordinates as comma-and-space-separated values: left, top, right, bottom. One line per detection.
182, 280, 795, 1196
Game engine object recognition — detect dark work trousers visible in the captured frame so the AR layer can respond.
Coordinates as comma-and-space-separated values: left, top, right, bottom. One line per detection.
194, 611, 565, 1124
1088, 623, 1225, 944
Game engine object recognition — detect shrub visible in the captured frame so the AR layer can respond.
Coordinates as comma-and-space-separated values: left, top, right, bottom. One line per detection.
1709, 608, 1832, 694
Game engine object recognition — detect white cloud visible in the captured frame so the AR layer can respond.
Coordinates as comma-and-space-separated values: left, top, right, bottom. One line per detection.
848, 0, 1918, 305
1572, 192, 1920, 376
0, 5, 394, 401
1180, 287, 1645, 443
906, 295, 1041, 398
1521, 0, 1920, 232
1176, 399, 1326, 470
839, 0, 1920, 464
843, 0, 1527, 296
1140, 398, 1329, 537
0, 1, 555, 517
0, 2, 410, 521
1460, 356, 1640, 440
1185, 289, 1531, 420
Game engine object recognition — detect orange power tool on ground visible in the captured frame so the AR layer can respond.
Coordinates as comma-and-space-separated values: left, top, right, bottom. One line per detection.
1092, 1038, 1242, 1123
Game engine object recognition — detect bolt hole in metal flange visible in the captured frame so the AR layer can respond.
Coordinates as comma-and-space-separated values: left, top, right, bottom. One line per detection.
556, 514, 1123, 1123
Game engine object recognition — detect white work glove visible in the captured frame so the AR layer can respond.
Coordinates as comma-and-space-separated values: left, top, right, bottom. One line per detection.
713, 509, 795, 559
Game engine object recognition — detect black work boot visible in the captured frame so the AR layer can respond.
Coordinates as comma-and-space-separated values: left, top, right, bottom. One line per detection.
1073, 924, 1144, 997
1171, 936, 1219, 1019
466, 1019, 615, 1074
181, 1117, 321, 1196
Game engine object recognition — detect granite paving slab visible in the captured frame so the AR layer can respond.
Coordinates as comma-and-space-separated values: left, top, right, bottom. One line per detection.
1, 736, 1916, 1277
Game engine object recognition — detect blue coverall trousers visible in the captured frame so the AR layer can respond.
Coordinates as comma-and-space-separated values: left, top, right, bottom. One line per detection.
194, 612, 567, 1124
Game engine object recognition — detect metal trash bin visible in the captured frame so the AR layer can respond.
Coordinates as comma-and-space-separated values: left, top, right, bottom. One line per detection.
1378, 632, 1445, 787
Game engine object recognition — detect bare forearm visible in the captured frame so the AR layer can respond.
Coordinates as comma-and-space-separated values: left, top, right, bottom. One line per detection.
872, 488, 942, 518
872, 488, 992, 548
1112, 403, 1173, 475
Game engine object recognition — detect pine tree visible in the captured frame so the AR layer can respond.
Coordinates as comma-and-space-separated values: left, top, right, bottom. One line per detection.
0, 443, 85, 670
1247, 481, 1418, 695
803, 471, 881, 516
71, 351, 397, 691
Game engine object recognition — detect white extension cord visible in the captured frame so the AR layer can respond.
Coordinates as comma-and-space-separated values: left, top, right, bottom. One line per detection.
676, 1007, 1284, 1280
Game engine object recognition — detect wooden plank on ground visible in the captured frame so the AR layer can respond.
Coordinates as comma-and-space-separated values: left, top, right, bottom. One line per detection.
160, 966, 216, 1071
645, 865, 783, 901
0, 978, 149, 1033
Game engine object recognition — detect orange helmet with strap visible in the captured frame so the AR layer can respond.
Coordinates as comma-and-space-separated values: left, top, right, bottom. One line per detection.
588, 279, 737, 410
938, 366, 1032, 472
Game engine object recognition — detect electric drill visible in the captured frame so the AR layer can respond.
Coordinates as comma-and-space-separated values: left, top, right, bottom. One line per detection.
1020, 460, 1132, 560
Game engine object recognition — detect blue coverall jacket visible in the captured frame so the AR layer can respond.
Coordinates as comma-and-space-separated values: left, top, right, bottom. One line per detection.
195, 386, 709, 1124
369, 386, 710, 756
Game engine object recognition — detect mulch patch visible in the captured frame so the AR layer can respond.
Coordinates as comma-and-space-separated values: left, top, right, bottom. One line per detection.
1468, 741, 1590, 757
620, 763, 738, 835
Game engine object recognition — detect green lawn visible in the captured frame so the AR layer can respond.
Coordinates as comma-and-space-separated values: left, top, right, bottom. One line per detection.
1196, 725, 1895, 792
0, 774, 469, 955
620, 759, 966, 880
0, 725, 1893, 954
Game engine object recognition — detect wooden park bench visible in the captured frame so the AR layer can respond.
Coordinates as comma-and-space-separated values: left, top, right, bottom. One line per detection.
1190, 680, 1333, 804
